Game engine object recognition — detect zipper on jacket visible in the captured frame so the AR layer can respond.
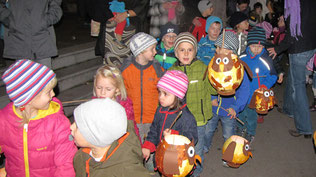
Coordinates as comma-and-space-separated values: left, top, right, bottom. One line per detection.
163, 53, 166, 68
140, 69, 143, 123
23, 123, 30, 177
200, 99, 205, 123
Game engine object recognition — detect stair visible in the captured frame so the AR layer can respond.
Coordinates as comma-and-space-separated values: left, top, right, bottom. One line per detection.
0, 42, 102, 116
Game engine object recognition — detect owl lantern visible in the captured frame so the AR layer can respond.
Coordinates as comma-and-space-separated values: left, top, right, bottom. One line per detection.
222, 135, 252, 168
155, 135, 201, 177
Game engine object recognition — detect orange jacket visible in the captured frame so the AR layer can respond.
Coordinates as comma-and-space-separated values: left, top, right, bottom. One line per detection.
121, 57, 164, 124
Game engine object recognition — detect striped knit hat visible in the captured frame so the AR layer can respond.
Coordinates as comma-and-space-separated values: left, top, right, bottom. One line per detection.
130, 32, 157, 56
2, 59, 56, 107
174, 32, 198, 52
215, 30, 239, 54
247, 26, 266, 46
157, 70, 188, 99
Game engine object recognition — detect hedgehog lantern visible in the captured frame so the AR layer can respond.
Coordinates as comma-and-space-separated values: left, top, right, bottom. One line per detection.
155, 135, 201, 177
222, 135, 252, 168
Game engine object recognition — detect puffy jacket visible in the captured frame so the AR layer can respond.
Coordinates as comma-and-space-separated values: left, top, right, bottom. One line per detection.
0, 0, 62, 59
170, 59, 217, 126
121, 56, 164, 124
0, 97, 77, 177
73, 120, 150, 177
197, 36, 217, 65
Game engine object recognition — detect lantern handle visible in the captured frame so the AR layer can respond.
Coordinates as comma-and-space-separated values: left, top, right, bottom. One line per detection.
169, 111, 183, 129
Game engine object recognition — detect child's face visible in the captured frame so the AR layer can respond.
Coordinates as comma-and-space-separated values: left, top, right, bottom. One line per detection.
162, 33, 177, 50
175, 42, 196, 65
237, 3, 248, 12
202, 7, 214, 17
158, 88, 176, 108
208, 23, 221, 41
249, 44, 264, 55
70, 122, 91, 147
94, 75, 119, 100
278, 15, 285, 28
237, 20, 249, 31
138, 44, 157, 62
255, 7, 262, 15
28, 87, 55, 110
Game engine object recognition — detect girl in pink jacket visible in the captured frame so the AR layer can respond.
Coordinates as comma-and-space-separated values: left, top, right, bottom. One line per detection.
93, 65, 141, 142
0, 59, 77, 177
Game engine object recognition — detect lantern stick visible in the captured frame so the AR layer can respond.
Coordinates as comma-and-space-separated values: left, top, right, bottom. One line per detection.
217, 106, 244, 125
169, 111, 183, 129
255, 68, 261, 87
62, 99, 91, 106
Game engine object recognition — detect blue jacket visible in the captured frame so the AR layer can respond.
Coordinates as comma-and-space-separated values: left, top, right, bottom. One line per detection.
196, 36, 217, 65
240, 47, 277, 104
212, 73, 250, 117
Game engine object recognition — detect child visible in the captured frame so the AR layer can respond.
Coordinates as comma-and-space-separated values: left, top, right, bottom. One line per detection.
204, 31, 250, 154
190, 0, 214, 42
249, 2, 264, 26
169, 32, 217, 177
229, 12, 249, 56
196, 16, 223, 65
0, 59, 77, 176
142, 70, 198, 161
239, 27, 277, 142
93, 65, 140, 141
155, 22, 179, 70
72, 98, 150, 177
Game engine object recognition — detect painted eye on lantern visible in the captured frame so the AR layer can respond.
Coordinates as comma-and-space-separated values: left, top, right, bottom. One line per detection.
264, 91, 270, 97
244, 144, 250, 151
215, 58, 221, 64
223, 57, 229, 64
270, 90, 274, 96
187, 146, 195, 158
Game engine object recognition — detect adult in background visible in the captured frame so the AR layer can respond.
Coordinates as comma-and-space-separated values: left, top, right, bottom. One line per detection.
0, 0, 62, 68
268, 0, 316, 138
226, 0, 250, 19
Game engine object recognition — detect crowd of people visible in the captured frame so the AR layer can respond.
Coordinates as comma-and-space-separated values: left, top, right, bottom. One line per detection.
0, 0, 315, 176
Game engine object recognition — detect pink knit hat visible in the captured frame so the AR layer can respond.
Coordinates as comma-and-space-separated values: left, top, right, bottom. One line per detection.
157, 70, 188, 99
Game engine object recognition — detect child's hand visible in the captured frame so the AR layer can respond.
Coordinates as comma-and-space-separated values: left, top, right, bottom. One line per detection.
163, 2, 176, 9
227, 108, 236, 119
267, 48, 277, 59
277, 73, 284, 84
211, 99, 218, 106
192, 17, 201, 27
163, 129, 172, 137
142, 148, 151, 161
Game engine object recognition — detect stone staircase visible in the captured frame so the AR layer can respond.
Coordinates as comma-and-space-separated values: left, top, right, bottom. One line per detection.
0, 42, 103, 116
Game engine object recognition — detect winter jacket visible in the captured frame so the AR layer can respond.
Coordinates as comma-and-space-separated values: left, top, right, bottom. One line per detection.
197, 36, 217, 65
120, 56, 164, 124
73, 120, 150, 177
211, 73, 250, 117
0, 97, 77, 177
190, 17, 206, 42
236, 31, 248, 56
170, 59, 217, 126
0, 0, 62, 59
240, 47, 277, 104
155, 41, 177, 70
142, 104, 198, 152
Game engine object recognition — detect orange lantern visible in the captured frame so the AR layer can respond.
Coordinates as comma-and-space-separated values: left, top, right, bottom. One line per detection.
155, 135, 201, 177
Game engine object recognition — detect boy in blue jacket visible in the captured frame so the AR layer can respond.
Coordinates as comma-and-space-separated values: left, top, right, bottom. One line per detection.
204, 31, 250, 154
238, 26, 277, 142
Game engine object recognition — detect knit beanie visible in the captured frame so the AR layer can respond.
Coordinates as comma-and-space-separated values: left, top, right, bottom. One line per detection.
160, 22, 179, 39
174, 32, 198, 52
247, 26, 266, 46
229, 12, 248, 28
215, 31, 239, 54
130, 32, 157, 56
256, 22, 272, 39
2, 59, 56, 107
157, 70, 188, 99
198, 0, 213, 14
205, 16, 223, 33
74, 98, 127, 147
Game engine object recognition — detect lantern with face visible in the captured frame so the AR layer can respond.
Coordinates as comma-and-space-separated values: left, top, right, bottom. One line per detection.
155, 135, 201, 177
222, 135, 252, 168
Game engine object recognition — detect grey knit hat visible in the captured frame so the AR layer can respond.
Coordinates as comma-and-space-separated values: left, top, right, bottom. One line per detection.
130, 32, 157, 56
174, 32, 198, 52
74, 98, 127, 147
198, 0, 213, 14
215, 30, 239, 54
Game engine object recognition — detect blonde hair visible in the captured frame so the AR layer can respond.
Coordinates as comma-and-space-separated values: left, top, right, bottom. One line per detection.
93, 65, 127, 100
20, 77, 57, 125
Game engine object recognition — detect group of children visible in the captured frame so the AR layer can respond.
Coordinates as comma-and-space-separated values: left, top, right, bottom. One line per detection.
0, 3, 280, 177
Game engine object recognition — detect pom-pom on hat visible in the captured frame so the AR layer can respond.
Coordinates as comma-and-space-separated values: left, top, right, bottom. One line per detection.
2, 59, 56, 107
174, 32, 198, 52
247, 26, 266, 46
74, 98, 127, 147
160, 22, 179, 39
230, 12, 248, 28
205, 16, 223, 33
157, 70, 188, 99
215, 30, 239, 54
198, 0, 213, 14
130, 32, 157, 57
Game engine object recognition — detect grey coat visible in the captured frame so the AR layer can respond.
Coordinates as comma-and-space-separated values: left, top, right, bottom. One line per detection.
0, 0, 62, 59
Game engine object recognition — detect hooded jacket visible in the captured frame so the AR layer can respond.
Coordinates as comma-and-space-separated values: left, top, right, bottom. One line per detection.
0, 97, 77, 177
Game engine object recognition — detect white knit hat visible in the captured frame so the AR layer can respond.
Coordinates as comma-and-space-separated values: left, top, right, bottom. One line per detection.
74, 98, 127, 147
129, 32, 157, 56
